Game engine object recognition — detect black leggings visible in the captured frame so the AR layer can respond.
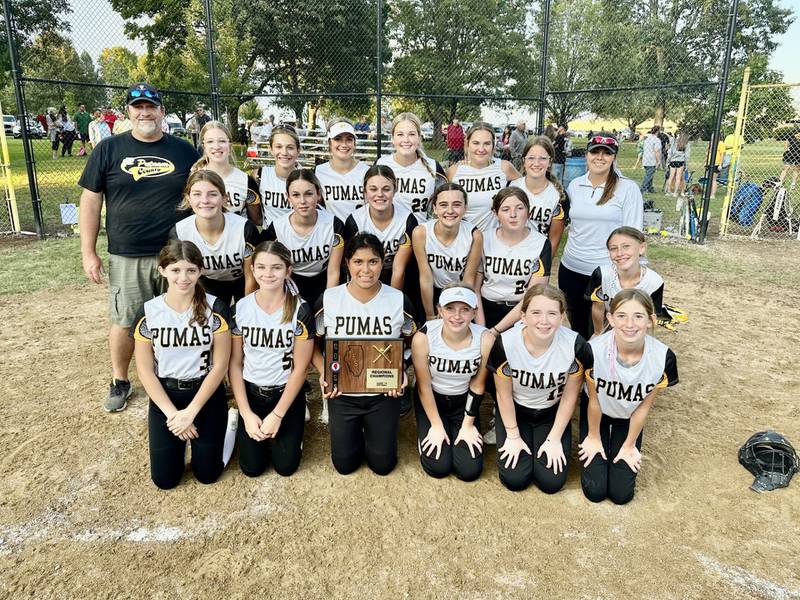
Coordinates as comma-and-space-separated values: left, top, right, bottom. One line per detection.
293, 271, 327, 307
202, 276, 245, 306
579, 394, 643, 505
495, 401, 571, 493
329, 393, 399, 475
414, 390, 483, 481
558, 264, 592, 340
148, 382, 227, 489
237, 383, 305, 477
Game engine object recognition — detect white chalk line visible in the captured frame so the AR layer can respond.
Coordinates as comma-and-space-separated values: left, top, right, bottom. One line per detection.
695, 552, 800, 599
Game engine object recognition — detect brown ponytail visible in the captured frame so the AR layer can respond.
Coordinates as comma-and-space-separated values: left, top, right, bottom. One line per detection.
158, 240, 210, 327
596, 168, 619, 206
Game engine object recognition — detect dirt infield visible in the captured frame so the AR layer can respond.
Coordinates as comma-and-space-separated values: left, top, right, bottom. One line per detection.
1, 239, 799, 599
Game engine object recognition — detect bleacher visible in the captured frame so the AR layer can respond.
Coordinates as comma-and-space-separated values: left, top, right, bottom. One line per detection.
246, 131, 395, 167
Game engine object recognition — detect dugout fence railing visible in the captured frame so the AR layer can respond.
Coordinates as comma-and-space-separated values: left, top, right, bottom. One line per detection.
2, 0, 744, 241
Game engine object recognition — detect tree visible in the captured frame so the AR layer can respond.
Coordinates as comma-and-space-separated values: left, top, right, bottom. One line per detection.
21, 32, 85, 113
98, 47, 140, 108
238, 100, 262, 123
76, 51, 107, 111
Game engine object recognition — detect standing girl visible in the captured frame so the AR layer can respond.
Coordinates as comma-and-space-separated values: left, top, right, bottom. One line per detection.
411, 284, 493, 481
195, 121, 262, 226
510, 137, 568, 257
665, 133, 690, 197
314, 233, 419, 475
376, 112, 446, 222
132, 240, 232, 489
170, 170, 260, 305
586, 226, 667, 337
315, 119, 371, 222
488, 285, 591, 493
412, 182, 483, 321
262, 169, 345, 305
253, 125, 302, 228
344, 165, 417, 290
475, 187, 552, 334
229, 241, 314, 477
559, 133, 643, 340
579, 289, 678, 504
449, 122, 520, 232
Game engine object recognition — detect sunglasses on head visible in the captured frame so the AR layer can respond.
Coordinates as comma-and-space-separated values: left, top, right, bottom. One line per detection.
130, 88, 159, 100
274, 124, 296, 133
589, 135, 617, 146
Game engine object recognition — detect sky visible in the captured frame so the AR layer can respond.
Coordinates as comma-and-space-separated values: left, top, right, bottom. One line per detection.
768, 0, 800, 83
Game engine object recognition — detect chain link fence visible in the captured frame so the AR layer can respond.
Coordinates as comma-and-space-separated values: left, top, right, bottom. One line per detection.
1, 0, 748, 239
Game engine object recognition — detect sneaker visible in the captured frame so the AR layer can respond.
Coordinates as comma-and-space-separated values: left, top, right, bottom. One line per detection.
319, 397, 329, 425
483, 427, 497, 445
399, 387, 412, 417
305, 401, 311, 423
105, 379, 132, 412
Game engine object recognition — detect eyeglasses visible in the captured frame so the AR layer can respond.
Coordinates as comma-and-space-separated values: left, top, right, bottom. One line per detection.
589, 135, 617, 146
525, 155, 551, 163
129, 88, 160, 100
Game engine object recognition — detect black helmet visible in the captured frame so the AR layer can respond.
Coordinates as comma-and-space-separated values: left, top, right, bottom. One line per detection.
738, 430, 798, 493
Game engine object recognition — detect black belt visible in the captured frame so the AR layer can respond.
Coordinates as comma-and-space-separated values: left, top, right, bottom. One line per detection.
161, 376, 205, 391
485, 297, 518, 307
433, 390, 468, 406
246, 381, 286, 398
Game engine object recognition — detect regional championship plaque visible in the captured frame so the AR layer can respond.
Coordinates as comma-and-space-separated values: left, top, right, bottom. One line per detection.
325, 339, 404, 394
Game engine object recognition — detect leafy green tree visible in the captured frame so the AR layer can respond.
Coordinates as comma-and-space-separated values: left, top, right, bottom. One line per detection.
238, 100, 262, 123
21, 32, 85, 113
98, 47, 139, 108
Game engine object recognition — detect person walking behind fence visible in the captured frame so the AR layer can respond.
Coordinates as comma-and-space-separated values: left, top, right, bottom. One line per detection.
640, 127, 661, 194
74, 104, 92, 156
46, 107, 62, 160
446, 118, 465, 164
552, 126, 568, 184
88, 110, 112, 149
779, 130, 800, 191
78, 82, 200, 413
509, 121, 528, 172
59, 106, 77, 157
665, 133, 690, 197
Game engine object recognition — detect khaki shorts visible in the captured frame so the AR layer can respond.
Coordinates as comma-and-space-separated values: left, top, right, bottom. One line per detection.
108, 254, 165, 327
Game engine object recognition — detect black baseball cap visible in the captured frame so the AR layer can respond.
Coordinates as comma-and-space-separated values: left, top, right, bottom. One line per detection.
125, 83, 162, 107
586, 132, 619, 154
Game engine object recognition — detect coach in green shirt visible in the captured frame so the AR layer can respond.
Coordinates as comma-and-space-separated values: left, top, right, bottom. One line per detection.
74, 103, 92, 156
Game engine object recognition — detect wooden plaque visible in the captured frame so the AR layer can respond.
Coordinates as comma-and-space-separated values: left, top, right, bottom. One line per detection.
324, 338, 404, 394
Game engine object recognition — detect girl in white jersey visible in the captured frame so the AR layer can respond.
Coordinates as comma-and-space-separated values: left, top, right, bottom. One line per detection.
376, 112, 445, 221
411, 284, 493, 481
510, 137, 567, 256
559, 133, 643, 340
579, 289, 678, 504
343, 164, 417, 290
263, 169, 345, 305
132, 240, 232, 489
253, 126, 302, 228
313, 233, 419, 475
170, 170, 259, 305
194, 121, 262, 226
229, 241, 315, 477
475, 187, 552, 334
586, 226, 667, 336
315, 119, 370, 222
448, 121, 520, 232
412, 182, 483, 320
488, 285, 591, 493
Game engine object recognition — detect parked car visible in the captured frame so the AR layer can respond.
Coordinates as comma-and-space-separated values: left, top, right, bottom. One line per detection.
12, 117, 44, 139
168, 122, 188, 137
3, 115, 16, 136
420, 122, 434, 141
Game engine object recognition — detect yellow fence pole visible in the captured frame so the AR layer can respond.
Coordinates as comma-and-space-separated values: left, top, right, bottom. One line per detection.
720, 67, 750, 236
0, 100, 21, 233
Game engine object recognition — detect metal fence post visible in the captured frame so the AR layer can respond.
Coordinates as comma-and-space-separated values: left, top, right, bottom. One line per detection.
699, 0, 740, 244
203, 0, 221, 120
3, 0, 44, 237
537, 0, 552, 135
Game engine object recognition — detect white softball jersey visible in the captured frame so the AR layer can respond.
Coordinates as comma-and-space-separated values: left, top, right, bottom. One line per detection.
231, 295, 314, 387
258, 165, 292, 228
315, 160, 370, 222
315, 283, 417, 340
264, 209, 345, 276
423, 319, 486, 396
171, 212, 259, 282
223, 167, 261, 217
133, 293, 230, 380
587, 331, 678, 419
344, 204, 416, 271
509, 178, 565, 236
453, 159, 508, 232
489, 325, 589, 410
423, 219, 476, 289
587, 265, 665, 312
480, 226, 552, 303
376, 154, 441, 221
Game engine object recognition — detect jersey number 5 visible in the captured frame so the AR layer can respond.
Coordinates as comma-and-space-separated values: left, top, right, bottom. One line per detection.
282, 350, 293, 371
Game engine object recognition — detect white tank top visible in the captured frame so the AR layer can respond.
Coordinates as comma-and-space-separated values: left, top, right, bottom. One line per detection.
509, 177, 564, 235
267, 209, 344, 276
315, 161, 370, 222
173, 212, 257, 282
492, 326, 586, 410
231, 295, 313, 387
454, 158, 508, 232
587, 331, 677, 419
376, 154, 438, 221
481, 227, 549, 303
423, 219, 476, 289
223, 168, 260, 217
424, 319, 485, 395
345, 204, 415, 271
588, 265, 665, 311
258, 165, 291, 227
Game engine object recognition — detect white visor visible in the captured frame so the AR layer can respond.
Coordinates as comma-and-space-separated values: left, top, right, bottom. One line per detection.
439, 287, 478, 309
327, 122, 356, 139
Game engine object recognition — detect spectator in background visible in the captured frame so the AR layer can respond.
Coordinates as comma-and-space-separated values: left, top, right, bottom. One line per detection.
665, 132, 690, 197
59, 106, 77, 157
46, 107, 62, 159
497, 125, 512, 161
719, 130, 743, 185
552, 125, 568, 184
709, 131, 726, 197
446, 118, 465, 163
262, 114, 275, 140
640, 126, 661, 194
113, 112, 132, 135
188, 105, 212, 149
633, 135, 645, 169
779, 130, 800, 191
354, 115, 370, 138
544, 124, 557, 141
88, 109, 112, 149
74, 104, 92, 156
103, 106, 117, 131
509, 121, 528, 171
36, 112, 48, 133
249, 120, 262, 143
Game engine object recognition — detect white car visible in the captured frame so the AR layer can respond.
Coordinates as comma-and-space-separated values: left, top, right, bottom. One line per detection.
3, 115, 16, 136
420, 123, 434, 141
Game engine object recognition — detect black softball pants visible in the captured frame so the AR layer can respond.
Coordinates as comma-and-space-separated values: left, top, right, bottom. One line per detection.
293, 271, 327, 307
579, 394, 643, 505
495, 401, 571, 493
237, 383, 305, 477
148, 382, 227, 490
329, 393, 399, 475
558, 263, 592, 340
414, 390, 483, 481
201, 275, 246, 306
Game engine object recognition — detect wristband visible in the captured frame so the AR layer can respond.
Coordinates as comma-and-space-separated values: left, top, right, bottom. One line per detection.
273, 411, 284, 420
464, 389, 483, 418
